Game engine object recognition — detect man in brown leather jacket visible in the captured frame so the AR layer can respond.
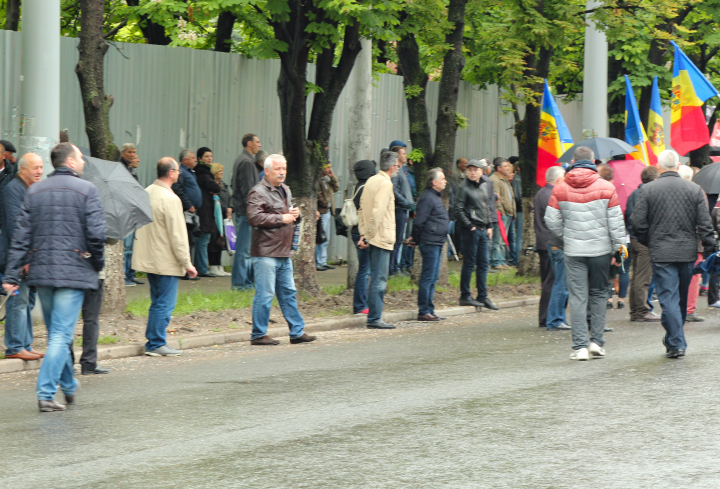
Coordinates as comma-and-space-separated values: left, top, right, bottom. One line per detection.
246, 154, 316, 346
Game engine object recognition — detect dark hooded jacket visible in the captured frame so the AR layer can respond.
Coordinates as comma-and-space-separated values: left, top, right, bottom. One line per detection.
351, 160, 376, 236
195, 163, 221, 234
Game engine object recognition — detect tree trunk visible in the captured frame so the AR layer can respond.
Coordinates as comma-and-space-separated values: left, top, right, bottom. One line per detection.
517, 197, 539, 276
5, 0, 20, 31
77, 0, 125, 314
397, 34, 433, 186
433, 0, 467, 182
126, 0, 172, 45
214, 11, 235, 52
607, 43, 625, 140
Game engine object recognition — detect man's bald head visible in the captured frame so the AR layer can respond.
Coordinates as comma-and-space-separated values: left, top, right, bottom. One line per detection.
157, 157, 179, 183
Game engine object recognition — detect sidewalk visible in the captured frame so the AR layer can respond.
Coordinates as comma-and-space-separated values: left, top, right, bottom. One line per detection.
0, 296, 539, 375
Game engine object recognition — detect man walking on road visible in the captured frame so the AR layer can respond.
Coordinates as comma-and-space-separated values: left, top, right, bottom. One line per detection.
231, 133, 262, 290
625, 165, 660, 323
545, 147, 626, 360
631, 150, 715, 358
454, 159, 498, 310
409, 168, 450, 321
3, 143, 106, 412
0, 153, 44, 360
133, 157, 198, 357
534, 165, 570, 330
246, 154, 316, 346
358, 151, 399, 329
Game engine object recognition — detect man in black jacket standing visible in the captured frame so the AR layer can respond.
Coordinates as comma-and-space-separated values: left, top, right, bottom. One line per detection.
534, 166, 570, 330
410, 168, 449, 321
231, 133, 262, 290
454, 159, 498, 310
3, 143, 106, 411
632, 150, 715, 358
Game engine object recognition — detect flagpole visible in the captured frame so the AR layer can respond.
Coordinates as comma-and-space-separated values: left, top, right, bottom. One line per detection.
640, 139, 649, 166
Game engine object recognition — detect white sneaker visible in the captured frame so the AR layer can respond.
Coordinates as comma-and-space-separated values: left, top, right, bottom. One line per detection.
710, 301, 720, 308
588, 342, 605, 357
570, 348, 589, 361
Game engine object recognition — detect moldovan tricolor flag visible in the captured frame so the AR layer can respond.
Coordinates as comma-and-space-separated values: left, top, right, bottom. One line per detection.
537, 80, 573, 186
670, 40, 719, 156
646, 76, 663, 165
624, 75, 651, 165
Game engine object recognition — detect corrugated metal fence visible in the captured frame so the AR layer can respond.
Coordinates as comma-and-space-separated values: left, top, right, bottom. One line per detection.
0, 31, 536, 261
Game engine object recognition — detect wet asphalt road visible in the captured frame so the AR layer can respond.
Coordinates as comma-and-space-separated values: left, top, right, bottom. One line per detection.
2, 304, 720, 488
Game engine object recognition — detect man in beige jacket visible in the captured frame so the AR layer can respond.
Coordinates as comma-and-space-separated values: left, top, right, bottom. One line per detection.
489, 157, 515, 269
133, 157, 198, 356
358, 150, 399, 329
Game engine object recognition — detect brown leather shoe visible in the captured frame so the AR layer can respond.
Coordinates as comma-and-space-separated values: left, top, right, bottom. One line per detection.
6, 350, 40, 361
632, 313, 661, 322
417, 314, 440, 321
290, 333, 317, 344
30, 350, 45, 359
432, 314, 448, 320
250, 336, 280, 346
38, 400, 66, 412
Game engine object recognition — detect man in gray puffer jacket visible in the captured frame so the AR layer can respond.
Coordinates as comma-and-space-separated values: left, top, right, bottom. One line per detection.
545, 146, 625, 361
3, 143, 106, 412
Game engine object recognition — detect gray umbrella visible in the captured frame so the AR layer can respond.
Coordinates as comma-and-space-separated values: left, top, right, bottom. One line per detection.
557, 137, 638, 163
692, 162, 720, 194
81, 155, 153, 239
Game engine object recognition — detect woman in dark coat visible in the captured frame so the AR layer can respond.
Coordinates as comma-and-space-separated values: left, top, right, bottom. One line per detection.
208, 162, 231, 276
195, 147, 221, 276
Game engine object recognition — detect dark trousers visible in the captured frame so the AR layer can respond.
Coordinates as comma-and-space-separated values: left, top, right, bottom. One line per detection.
76, 279, 103, 370
538, 250, 554, 327
390, 209, 408, 275
652, 261, 694, 351
460, 227, 489, 301
709, 272, 720, 305
629, 239, 653, 319
352, 233, 370, 314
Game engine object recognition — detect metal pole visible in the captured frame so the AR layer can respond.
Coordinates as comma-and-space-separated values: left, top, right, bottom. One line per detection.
20, 0, 60, 176
582, 0, 608, 139
346, 38, 373, 288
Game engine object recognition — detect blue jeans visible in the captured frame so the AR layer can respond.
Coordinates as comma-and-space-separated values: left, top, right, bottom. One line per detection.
647, 277, 655, 312
194, 232, 211, 274
146, 274, 180, 351
513, 211, 523, 266
506, 215, 517, 265
460, 227, 489, 301
231, 215, 254, 290
352, 233, 370, 313
547, 247, 569, 329
390, 210, 408, 274
123, 232, 135, 281
418, 244, 442, 315
4, 279, 37, 355
367, 245, 391, 324
652, 261, 694, 351
251, 257, 306, 340
401, 217, 415, 271
36, 287, 84, 401
491, 215, 511, 267
315, 211, 331, 267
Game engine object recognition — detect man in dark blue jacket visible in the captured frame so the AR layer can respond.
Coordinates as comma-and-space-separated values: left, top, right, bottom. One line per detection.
410, 168, 449, 321
3, 143, 106, 412
390, 145, 414, 275
0, 153, 44, 360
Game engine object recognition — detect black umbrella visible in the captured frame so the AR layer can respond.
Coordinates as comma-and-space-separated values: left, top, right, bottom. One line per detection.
557, 137, 638, 163
81, 155, 153, 239
709, 146, 720, 156
692, 162, 720, 194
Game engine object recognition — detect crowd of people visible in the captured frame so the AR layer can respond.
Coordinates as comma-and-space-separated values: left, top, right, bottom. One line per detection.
0, 134, 716, 411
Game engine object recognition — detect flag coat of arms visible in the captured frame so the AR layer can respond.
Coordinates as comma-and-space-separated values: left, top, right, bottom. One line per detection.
537, 80, 573, 186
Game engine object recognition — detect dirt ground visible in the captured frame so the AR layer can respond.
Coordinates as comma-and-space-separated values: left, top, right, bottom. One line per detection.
17, 274, 539, 351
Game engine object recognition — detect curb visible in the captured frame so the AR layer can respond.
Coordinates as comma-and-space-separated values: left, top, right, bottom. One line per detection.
0, 296, 540, 375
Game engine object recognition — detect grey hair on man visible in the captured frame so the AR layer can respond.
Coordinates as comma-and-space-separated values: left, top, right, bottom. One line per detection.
678, 164, 694, 181
545, 165, 565, 185
379, 150, 398, 172
658, 149, 680, 170
572, 146, 595, 162
121, 143, 136, 153
178, 149, 194, 163
425, 167, 444, 188
264, 153, 286, 171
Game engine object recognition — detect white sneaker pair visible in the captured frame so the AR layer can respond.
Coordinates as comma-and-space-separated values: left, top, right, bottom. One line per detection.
209, 265, 230, 276
570, 342, 605, 361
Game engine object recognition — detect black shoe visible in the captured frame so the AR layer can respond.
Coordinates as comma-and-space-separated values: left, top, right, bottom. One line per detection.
666, 349, 685, 359
81, 366, 111, 375
481, 298, 499, 310
316, 266, 328, 271
367, 321, 396, 329
38, 400, 66, 412
290, 333, 317, 344
181, 275, 200, 281
198, 272, 214, 278
604, 327, 614, 332
131, 278, 145, 285
324, 265, 336, 269
459, 297, 483, 308
606, 302, 613, 309
64, 393, 75, 405
617, 301, 625, 309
